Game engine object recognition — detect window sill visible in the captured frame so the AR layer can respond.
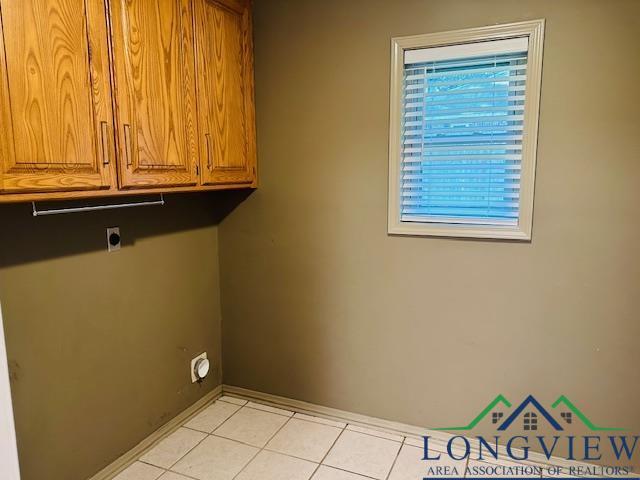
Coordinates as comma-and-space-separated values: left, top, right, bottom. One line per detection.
387, 221, 532, 240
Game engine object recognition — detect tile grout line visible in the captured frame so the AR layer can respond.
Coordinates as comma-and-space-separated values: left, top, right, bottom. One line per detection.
141, 398, 246, 478
159, 467, 200, 480
135, 395, 226, 477
137, 428, 210, 475
222, 398, 405, 446
345, 424, 405, 443
317, 465, 380, 480
167, 400, 247, 471
137, 424, 213, 476
222, 391, 426, 440
383, 436, 407, 480
169, 402, 250, 477
307, 419, 349, 479
314, 421, 404, 480
223, 394, 417, 445
239, 403, 296, 418
165, 433, 208, 472
229, 406, 296, 480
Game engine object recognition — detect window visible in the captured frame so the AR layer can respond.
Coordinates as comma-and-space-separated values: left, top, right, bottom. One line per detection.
492, 412, 504, 424
388, 20, 545, 239
523, 412, 538, 431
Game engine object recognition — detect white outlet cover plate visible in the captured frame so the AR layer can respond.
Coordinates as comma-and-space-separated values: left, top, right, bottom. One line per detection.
107, 227, 121, 252
191, 352, 208, 383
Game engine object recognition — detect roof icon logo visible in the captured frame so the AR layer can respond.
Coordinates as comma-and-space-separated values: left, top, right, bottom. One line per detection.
434, 394, 624, 432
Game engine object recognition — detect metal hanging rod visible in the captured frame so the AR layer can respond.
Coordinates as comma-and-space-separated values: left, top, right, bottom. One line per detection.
32, 194, 165, 217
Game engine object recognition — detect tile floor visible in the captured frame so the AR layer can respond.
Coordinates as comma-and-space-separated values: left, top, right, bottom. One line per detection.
112, 395, 540, 480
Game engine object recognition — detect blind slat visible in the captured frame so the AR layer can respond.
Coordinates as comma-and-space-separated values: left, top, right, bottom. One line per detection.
401, 215, 518, 226
402, 207, 518, 216
408, 86, 526, 101
419, 114, 525, 125
403, 165, 521, 173
414, 125, 524, 135
403, 182, 520, 189
404, 194, 521, 200
405, 75, 527, 93
402, 153, 522, 160
405, 136, 523, 145
429, 94, 526, 106
405, 60, 528, 78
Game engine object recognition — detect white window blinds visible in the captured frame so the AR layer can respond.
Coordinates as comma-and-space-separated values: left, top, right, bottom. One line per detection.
401, 37, 529, 226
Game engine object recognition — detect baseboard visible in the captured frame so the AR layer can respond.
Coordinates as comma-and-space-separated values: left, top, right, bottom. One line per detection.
222, 384, 452, 442
88, 384, 222, 480
221, 385, 601, 474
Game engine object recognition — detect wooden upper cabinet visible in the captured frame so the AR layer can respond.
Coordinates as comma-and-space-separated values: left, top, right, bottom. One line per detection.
0, 0, 115, 193
109, 0, 199, 189
194, 0, 257, 185
0, 0, 258, 201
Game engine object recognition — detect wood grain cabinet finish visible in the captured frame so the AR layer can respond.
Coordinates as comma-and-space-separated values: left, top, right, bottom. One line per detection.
195, 0, 256, 185
0, 0, 257, 202
109, 0, 200, 189
0, 0, 115, 194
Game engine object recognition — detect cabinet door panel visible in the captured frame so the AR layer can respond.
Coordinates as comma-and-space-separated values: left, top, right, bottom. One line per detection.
0, 0, 114, 193
111, 0, 199, 188
195, 0, 256, 185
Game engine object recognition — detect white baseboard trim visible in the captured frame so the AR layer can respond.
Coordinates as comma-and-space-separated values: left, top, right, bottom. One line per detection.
221, 385, 602, 474
88, 385, 222, 480
222, 384, 448, 442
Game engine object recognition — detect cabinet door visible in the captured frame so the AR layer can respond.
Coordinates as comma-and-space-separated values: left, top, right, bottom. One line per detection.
110, 0, 199, 188
0, 0, 115, 194
194, 0, 256, 185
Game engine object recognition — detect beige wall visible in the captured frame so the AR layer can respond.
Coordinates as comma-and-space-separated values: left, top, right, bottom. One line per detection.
0, 195, 225, 480
220, 0, 640, 463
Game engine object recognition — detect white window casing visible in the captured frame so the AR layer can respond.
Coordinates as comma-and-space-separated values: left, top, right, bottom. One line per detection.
388, 20, 545, 239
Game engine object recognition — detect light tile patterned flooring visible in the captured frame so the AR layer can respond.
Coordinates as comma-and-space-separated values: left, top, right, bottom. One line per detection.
112, 395, 533, 480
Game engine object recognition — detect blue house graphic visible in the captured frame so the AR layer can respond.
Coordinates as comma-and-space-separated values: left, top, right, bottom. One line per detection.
498, 395, 563, 431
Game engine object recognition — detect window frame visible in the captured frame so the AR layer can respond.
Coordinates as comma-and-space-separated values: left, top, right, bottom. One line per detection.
388, 20, 545, 240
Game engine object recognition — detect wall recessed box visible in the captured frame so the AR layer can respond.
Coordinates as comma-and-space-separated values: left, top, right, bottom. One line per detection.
0, 0, 257, 204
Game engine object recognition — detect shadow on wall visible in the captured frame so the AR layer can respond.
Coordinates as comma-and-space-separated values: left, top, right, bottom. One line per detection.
0, 189, 251, 480
0, 190, 251, 269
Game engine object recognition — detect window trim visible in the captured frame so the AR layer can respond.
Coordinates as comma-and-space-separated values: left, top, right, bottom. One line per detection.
388, 20, 545, 240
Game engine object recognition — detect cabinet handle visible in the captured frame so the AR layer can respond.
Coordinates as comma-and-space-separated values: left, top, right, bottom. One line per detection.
124, 124, 133, 167
100, 121, 110, 165
205, 133, 213, 171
